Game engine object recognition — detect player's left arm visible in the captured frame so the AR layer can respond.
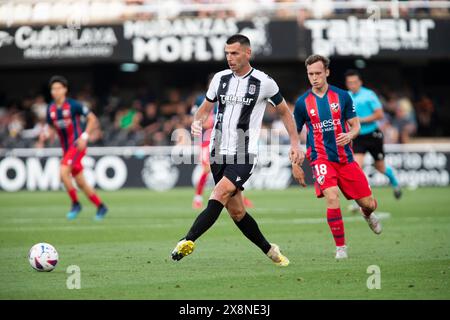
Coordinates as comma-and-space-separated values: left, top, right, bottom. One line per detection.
75, 102, 98, 150
265, 75, 303, 165
336, 92, 360, 146
336, 117, 360, 146
38, 124, 56, 148
275, 100, 304, 165
39, 107, 55, 146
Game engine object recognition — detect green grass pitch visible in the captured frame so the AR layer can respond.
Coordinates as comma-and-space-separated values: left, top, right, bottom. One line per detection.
0, 187, 449, 299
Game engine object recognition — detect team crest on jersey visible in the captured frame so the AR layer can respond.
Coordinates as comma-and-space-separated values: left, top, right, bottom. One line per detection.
309, 109, 316, 116
248, 84, 256, 95
317, 175, 325, 185
330, 103, 340, 112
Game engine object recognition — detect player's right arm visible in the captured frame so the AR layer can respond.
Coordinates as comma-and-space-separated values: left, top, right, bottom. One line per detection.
191, 73, 220, 137
291, 97, 307, 187
38, 124, 55, 147
336, 117, 360, 146
191, 99, 215, 136
292, 163, 306, 187
38, 106, 55, 146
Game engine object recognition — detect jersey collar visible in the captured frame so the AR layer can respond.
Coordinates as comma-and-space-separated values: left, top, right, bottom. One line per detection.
311, 85, 329, 99
54, 98, 67, 109
233, 67, 254, 79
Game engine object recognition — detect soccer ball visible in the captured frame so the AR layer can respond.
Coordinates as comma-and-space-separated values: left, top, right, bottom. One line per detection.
28, 243, 59, 272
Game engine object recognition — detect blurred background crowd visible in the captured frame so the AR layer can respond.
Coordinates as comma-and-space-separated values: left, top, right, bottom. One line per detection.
0, 80, 437, 149
1, 0, 449, 28
1, 0, 448, 149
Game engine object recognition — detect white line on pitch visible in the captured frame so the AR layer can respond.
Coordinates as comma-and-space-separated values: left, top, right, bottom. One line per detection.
0, 212, 392, 231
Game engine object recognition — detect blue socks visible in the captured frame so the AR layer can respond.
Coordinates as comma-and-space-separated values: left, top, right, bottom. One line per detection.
384, 165, 399, 188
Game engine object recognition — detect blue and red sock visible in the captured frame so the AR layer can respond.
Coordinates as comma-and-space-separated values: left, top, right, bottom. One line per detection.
327, 208, 345, 247
67, 188, 78, 205
88, 193, 102, 208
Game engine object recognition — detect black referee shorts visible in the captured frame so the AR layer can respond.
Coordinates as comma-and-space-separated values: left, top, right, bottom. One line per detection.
209, 154, 257, 191
353, 129, 385, 161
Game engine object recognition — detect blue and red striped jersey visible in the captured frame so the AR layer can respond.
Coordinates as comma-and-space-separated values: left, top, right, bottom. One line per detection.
46, 98, 90, 153
294, 85, 356, 164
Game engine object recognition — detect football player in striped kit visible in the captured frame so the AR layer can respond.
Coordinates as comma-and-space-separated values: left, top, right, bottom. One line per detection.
42, 76, 108, 221
172, 34, 303, 266
292, 55, 381, 259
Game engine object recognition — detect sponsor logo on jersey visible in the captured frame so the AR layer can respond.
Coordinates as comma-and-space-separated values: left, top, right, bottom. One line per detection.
312, 118, 341, 132
56, 119, 70, 128
220, 94, 254, 106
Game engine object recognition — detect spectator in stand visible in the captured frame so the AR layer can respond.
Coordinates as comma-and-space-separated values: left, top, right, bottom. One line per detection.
378, 118, 400, 144
391, 94, 417, 144
139, 102, 162, 145
140, 102, 160, 133
8, 111, 25, 140
160, 89, 187, 118
31, 95, 47, 122
115, 99, 143, 132
383, 92, 398, 119
415, 94, 435, 137
112, 100, 144, 145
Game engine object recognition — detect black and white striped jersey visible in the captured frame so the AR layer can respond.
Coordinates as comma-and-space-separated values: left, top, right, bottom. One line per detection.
205, 67, 283, 156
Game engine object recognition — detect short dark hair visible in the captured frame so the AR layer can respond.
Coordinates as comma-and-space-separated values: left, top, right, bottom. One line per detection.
344, 69, 362, 80
226, 34, 251, 47
305, 54, 330, 69
49, 75, 68, 88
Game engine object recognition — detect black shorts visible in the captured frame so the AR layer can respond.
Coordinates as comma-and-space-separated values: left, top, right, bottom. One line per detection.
353, 129, 385, 161
209, 154, 257, 191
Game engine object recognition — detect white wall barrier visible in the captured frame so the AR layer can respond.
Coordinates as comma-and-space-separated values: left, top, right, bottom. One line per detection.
0, 144, 449, 191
